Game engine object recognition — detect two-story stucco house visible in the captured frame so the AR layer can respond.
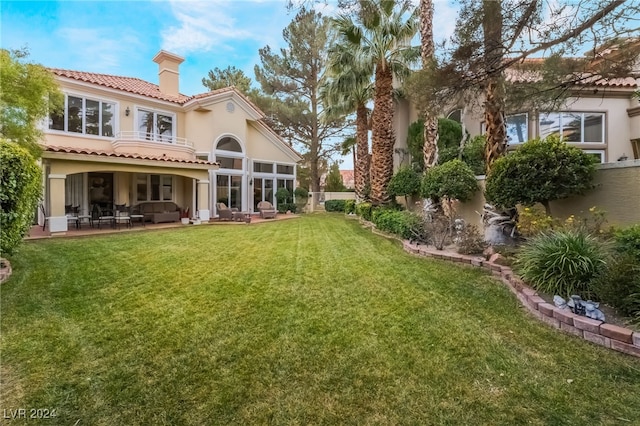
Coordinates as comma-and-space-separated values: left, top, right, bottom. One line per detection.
40, 50, 302, 233
394, 51, 640, 169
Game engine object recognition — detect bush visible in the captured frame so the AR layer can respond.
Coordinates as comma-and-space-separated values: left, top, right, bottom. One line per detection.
387, 166, 420, 205
517, 207, 559, 238
356, 202, 373, 221
614, 224, 640, 261
485, 136, 597, 215
276, 187, 292, 204
421, 159, 478, 203
324, 200, 346, 212
454, 222, 487, 255
344, 199, 356, 214
461, 135, 486, 175
372, 209, 420, 239
515, 230, 608, 298
594, 254, 640, 318
1, 140, 43, 255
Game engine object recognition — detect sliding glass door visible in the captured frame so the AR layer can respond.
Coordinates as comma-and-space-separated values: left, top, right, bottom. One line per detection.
216, 174, 242, 212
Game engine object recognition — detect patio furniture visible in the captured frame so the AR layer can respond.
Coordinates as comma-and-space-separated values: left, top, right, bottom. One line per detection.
257, 201, 277, 219
216, 203, 237, 221
134, 201, 181, 224
91, 204, 115, 229
114, 204, 131, 229
129, 206, 145, 227
40, 203, 49, 231
65, 205, 80, 229
233, 211, 251, 222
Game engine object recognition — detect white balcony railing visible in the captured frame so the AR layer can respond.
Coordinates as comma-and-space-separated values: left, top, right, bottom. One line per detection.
115, 131, 193, 147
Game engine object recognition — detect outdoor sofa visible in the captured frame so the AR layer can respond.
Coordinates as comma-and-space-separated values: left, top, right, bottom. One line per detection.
134, 201, 181, 224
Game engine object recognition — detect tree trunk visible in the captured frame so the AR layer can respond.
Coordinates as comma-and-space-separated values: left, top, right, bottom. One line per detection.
370, 65, 395, 205
482, 0, 506, 173
355, 103, 370, 201
420, 0, 439, 169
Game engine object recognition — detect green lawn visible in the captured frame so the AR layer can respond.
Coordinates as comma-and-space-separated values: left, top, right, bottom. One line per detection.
2, 214, 639, 425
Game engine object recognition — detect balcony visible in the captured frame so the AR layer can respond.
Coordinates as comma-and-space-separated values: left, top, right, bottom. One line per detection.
112, 131, 195, 160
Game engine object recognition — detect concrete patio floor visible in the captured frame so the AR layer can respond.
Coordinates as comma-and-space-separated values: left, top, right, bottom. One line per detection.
26, 213, 300, 240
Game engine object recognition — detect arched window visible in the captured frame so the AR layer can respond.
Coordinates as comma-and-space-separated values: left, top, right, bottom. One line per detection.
217, 137, 242, 152
446, 108, 462, 123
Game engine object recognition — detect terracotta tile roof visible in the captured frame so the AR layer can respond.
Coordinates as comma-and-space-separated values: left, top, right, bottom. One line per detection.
43, 146, 219, 166
49, 69, 268, 107
49, 68, 191, 103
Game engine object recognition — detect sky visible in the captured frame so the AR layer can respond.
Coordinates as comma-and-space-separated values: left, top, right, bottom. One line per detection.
1, 0, 460, 169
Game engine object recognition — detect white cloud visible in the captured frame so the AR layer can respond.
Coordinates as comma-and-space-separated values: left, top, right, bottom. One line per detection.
56, 27, 144, 72
161, 1, 253, 54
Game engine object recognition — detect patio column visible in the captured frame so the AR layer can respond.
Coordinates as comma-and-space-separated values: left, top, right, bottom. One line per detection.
48, 174, 68, 232
197, 180, 210, 221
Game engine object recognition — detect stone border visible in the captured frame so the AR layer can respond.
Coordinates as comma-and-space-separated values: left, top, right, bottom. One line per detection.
0, 258, 12, 285
401, 240, 640, 358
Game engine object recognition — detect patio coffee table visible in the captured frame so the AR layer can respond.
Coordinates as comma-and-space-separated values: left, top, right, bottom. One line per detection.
233, 211, 251, 223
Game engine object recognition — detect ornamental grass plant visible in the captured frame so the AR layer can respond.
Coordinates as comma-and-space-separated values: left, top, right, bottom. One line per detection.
515, 229, 608, 298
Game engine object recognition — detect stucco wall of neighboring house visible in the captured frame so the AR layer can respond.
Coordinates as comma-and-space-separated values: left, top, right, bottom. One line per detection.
453, 161, 640, 232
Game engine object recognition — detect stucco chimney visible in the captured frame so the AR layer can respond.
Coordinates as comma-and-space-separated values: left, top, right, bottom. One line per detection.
153, 50, 184, 96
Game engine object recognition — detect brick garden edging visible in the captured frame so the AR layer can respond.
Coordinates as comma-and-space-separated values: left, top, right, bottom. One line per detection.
399, 240, 640, 359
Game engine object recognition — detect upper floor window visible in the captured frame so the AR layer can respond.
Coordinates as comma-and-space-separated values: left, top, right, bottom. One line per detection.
506, 113, 528, 144
49, 94, 115, 137
217, 137, 242, 152
137, 109, 174, 143
539, 112, 604, 143
254, 162, 273, 173
277, 164, 294, 175
446, 108, 462, 123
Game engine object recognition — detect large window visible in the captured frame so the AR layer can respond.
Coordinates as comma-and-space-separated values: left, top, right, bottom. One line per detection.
136, 174, 173, 202
49, 94, 115, 137
137, 109, 174, 143
539, 112, 604, 143
506, 113, 528, 144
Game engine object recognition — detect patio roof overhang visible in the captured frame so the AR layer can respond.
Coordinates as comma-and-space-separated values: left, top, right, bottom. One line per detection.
42, 147, 218, 180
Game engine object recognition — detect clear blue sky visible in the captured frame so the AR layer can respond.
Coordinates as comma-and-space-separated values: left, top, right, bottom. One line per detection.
1, 0, 460, 169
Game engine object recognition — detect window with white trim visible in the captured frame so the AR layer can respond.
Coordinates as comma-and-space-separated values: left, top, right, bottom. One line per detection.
49, 94, 115, 137
584, 150, 605, 164
539, 112, 605, 143
137, 109, 175, 143
136, 174, 173, 202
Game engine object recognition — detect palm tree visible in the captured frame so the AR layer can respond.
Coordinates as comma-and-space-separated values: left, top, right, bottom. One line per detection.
419, 0, 439, 169
332, 0, 419, 205
321, 42, 373, 201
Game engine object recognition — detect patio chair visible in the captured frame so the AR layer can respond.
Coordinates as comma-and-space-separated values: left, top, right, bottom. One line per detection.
91, 204, 115, 229
114, 204, 131, 229
257, 201, 277, 219
40, 203, 49, 231
65, 205, 80, 229
216, 203, 237, 221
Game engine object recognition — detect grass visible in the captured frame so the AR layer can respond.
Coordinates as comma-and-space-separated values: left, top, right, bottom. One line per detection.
2, 214, 640, 425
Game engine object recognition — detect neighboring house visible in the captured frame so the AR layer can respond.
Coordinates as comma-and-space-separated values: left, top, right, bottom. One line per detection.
40, 50, 302, 233
340, 170, 355, 189
394, 47, 640, 169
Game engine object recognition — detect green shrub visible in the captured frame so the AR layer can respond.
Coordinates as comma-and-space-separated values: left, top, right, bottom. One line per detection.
372, 209, 420, 239
594, 254, 640, 318
515, 230, 608, 298
344, 199, 356, 214
1, 140, 43, 255
461, 135, 486, 175
387, 166, 421, 205
294, 187, 309, 199
614, 224, 640, 261
485, 136, 597, 215
276, 187, 292, 204
421, 159, 478, 202
324, 200, 346, 212
356, 202, 373, 221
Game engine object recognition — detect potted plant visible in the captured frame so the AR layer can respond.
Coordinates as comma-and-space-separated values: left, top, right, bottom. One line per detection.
180, 207, 190, 225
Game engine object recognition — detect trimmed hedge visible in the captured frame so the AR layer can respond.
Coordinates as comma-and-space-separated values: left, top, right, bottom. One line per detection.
1, 140, 42, 255
371, 209, 420, 240
325, 200, 346, 212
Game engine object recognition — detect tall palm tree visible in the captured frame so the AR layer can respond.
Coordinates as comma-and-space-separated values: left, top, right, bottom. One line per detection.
321, 43, 373, 201
419, 0, 439, 169
332, 0, 419, 205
